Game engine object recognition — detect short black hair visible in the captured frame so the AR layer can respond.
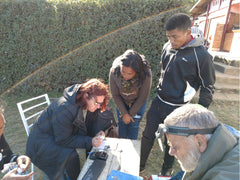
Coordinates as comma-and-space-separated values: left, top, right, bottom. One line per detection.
165, 13, 191, 31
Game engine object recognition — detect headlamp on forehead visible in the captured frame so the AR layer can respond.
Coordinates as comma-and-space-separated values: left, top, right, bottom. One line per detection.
155, 123, 217, 151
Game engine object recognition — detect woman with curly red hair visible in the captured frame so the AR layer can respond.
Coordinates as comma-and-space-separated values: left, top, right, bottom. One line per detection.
26, 78, 110, 180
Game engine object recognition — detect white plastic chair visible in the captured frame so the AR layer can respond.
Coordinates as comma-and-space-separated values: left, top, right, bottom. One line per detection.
17, 94, 51, 180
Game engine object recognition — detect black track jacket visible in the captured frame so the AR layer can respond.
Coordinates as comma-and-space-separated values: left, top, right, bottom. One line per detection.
157, 37, 215, 108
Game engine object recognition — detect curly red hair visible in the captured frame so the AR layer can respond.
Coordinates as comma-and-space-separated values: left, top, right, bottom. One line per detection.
75, 78, 109, 112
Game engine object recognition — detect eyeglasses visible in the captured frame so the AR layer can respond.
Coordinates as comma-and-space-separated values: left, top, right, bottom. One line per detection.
91, 97, 103, 106
167, 136, 189, 152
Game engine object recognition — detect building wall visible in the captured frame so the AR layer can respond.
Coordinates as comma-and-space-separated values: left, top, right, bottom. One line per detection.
197, 0, 240, 53
228, 31, 240, 55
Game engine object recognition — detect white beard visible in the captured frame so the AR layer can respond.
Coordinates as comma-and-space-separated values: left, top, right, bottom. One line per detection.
178, 147, 201, 172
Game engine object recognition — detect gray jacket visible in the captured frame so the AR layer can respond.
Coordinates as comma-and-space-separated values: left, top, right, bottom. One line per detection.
183, 124, 240, 180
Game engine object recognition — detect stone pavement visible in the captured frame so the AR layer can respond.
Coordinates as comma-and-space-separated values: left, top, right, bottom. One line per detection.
209, 50, 239, 102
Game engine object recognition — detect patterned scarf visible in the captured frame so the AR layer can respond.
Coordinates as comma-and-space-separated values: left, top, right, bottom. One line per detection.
118, 74, 139, 94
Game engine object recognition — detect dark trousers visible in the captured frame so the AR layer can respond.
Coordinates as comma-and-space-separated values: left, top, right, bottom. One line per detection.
140, 96, 178, 171
53, 150, 80, 180
65, 151, 80, 180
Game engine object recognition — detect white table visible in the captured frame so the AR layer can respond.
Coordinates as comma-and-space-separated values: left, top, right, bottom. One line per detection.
78, 137, 141, 180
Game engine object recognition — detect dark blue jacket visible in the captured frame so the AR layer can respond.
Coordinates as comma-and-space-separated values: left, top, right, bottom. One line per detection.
26, 84, 115, 178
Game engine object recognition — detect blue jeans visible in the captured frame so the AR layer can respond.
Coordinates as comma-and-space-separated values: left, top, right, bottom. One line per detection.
116, 100, 148, 140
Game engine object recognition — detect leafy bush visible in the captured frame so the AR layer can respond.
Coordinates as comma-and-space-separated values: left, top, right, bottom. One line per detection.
0, 0, 189, 96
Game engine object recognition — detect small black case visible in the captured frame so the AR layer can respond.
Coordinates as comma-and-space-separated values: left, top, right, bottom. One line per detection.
89, 151, 108, 161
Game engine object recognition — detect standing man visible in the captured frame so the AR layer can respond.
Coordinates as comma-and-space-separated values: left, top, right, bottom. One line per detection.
191, 22, 204, 45
140, 13, 215, 176
191, 22, 204, 39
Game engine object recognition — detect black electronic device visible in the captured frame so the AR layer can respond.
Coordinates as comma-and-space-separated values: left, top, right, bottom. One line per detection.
89, 151, 108, 161
82, 159, 106, 180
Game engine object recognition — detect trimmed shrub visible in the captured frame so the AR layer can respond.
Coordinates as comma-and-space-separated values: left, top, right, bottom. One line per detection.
0, 0, 189, 96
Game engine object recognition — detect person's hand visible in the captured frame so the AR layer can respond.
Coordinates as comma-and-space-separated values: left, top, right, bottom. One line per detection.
96, 131, 105, 139
16, 155, 31, 172
92, 136, 103, 147
2, 168, 34, 180
122, 114, 134, 124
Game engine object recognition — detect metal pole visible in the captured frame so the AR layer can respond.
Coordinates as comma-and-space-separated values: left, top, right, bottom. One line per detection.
220, 0, 233, 51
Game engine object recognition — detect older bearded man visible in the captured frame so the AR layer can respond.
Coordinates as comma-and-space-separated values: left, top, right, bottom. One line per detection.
156, 104, 239, 180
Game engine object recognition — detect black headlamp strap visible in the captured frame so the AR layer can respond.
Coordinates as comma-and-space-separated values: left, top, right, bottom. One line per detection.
156, 124, 218, 152
167, 126, 217, 136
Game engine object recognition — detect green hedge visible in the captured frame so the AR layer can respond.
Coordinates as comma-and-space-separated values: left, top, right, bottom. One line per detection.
0, 0, 189, 96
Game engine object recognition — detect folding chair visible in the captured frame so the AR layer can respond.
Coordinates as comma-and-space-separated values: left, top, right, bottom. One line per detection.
17, 94, 70, 180
17, 94, 51, 180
